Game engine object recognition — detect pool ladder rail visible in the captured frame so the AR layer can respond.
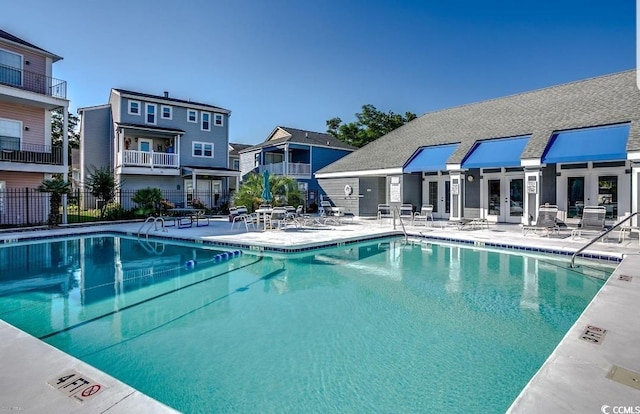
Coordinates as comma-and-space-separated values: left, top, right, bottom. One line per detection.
570, 211, 638, 268
137, 216, 167, 238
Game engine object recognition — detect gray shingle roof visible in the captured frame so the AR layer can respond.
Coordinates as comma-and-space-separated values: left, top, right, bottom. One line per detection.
318, 70, 640, 174
0, 29, 62, 61
113, 89, 230, 113
240, 126, 357, 152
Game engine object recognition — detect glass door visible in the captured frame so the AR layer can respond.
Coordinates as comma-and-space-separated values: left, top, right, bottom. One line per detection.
487, 179, 501, 220
507, 178, 524, 223
567, 176, 585, 218
425, 178, 451, 219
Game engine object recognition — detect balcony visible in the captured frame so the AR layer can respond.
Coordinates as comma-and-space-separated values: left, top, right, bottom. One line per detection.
260, 162, 311, 178
0, 135, 62, 165
121, 149, 179, 169
0, 63, 67, 99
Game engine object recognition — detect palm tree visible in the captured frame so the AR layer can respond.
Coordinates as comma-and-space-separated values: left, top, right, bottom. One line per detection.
234, 173, 303, 211
37, 178, 71, 227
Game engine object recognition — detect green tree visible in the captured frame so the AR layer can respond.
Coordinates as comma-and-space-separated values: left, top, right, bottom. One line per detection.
234, 173, 303, 212
131, 187, 163, 217
37, 178, 71, 227
84, 167, 119, 219
51, 109, 80, 149
326, 104, 417, 148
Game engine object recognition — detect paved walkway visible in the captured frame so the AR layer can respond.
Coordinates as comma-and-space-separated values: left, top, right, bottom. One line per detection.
1, 217, 639, 412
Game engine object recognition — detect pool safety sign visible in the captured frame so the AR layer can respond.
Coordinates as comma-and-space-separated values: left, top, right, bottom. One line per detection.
48, 370, 105, 403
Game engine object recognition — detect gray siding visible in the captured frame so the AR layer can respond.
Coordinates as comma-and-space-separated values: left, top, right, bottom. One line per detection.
402, 173, 421, 209
80, 106, 112, 182
120, 175, 181, 192
542, 164, 558, 205
240, 149, 260, 179
116, 95, 230, 169
465, 169, 481, 209
317, 177, 360, 215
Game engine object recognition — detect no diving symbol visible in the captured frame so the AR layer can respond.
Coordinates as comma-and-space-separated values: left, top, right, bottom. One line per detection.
81, 384, 101, 397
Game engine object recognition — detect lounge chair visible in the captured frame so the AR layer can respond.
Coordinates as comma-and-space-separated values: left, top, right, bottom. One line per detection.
377, 204, 392, 224
444, 218, 488, 230
320, 201, 341, 225
571, 206, 609, 240
523, 205, 560, 237
413, 205, 434, 226
399, 204, 414, 224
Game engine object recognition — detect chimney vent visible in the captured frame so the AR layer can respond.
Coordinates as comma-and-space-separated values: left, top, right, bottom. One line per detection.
163, 91, 169, 98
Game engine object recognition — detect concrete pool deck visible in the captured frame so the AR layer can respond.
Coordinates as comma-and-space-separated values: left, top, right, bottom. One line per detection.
1, 217, 639, 412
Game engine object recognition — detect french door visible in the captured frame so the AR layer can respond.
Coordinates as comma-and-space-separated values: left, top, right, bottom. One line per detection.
424, 176, 450, 219
485, 174, 524, 223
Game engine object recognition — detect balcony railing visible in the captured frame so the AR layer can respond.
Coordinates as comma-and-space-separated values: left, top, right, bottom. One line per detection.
261, 162, 311, 177
122, 149, 179, 168
0, 63, 67, 99
0, 135, 62, 165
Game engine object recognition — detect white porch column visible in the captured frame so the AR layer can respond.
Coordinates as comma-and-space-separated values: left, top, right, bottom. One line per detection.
631, 161, 640, 227
449, 172, 464, 220
524, 168, 541, 225
284, 143, 289, 176
62, 103, 69, 224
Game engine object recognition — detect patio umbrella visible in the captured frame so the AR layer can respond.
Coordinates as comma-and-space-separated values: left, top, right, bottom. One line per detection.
261, 171, 272, 203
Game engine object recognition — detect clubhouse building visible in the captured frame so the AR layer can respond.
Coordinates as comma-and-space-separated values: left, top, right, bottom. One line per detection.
316, 70, 640, 226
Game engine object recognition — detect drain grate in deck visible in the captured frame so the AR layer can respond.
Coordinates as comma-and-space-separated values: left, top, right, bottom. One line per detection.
618, 275, 633, 282
607, 366, 640, 391
579, 325, 607, 345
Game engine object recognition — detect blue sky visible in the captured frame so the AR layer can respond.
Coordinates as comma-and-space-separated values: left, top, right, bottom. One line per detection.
2, 0, 635, 144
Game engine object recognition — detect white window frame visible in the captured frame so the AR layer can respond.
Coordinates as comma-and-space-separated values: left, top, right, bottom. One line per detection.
201, 111, 211, 131
128, 100, 141, 115
192, 141, 214, 158
187, 109, 198, 123
0, 117, 22, 150
145, 103, 157, 125
0, 48, 23, 87
214, 113, 224, 127
161, 105, 172, 120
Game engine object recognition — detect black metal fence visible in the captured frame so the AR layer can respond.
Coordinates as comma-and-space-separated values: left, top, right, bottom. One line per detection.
0, 188, 231, 229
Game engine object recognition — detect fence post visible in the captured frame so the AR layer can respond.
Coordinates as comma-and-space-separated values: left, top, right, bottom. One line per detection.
25, 187, 30, 225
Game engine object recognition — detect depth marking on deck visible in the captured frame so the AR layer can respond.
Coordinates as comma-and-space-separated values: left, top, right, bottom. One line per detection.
579, 325, 607, 345
48, 370, 105, 403
618, 275, 633, 282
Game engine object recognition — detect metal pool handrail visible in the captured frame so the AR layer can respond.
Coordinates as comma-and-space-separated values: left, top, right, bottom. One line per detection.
394, 206, 408, 241
570, 212, 638, 268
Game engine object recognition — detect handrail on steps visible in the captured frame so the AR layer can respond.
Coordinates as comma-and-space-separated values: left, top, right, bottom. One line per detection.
137, 216, 166, 238
394, 206, 408, 242
570, 212, 638, 268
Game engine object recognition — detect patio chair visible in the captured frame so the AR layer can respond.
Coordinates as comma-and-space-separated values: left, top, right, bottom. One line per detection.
266, 207, 289, 230
523, 205, 560, 237
320, 201, 341, 225
399, 204, 414, 225
571, 206, 609, 240
230, 206, 250, 229
413, 205, 434, 226
377, 204, 392, 224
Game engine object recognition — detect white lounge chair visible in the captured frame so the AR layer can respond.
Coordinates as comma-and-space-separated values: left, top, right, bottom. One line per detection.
523, 205, 560, 237
377, 204, 392, 223
413, 205, 434, 226
399, 204, 414, 224
571, 206, 609, 240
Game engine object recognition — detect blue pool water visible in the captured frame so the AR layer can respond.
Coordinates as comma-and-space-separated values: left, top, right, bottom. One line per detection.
0, 236, 611, 413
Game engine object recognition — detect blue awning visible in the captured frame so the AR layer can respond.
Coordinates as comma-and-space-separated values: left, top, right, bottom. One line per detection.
461, 136, 530, 169
541, 123, 630, 164
403, 143, 459, 173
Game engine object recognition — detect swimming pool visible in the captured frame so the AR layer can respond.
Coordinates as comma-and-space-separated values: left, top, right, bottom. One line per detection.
0, 235, 612, 413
